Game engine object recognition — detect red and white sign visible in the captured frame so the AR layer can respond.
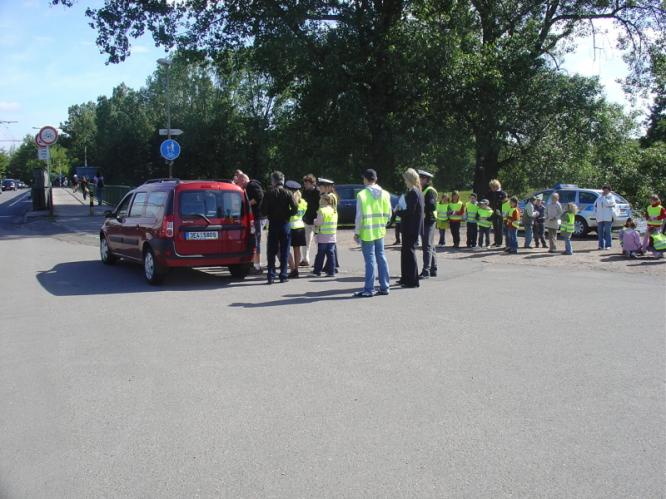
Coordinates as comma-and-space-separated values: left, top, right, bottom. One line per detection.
35, 134, 47, 147
37, 125, 58, 146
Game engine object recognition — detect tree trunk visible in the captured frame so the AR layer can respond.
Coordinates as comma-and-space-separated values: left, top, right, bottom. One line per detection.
472, 132, 500, 196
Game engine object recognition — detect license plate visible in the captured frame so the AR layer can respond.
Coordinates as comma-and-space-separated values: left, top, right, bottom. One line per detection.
185, 231, 218, 240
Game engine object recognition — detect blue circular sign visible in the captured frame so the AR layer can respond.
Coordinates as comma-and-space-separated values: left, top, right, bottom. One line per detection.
160, 139, 181, 161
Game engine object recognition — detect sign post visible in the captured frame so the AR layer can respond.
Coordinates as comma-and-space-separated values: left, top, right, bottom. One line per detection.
160, 139, 181, 178
37, 126, 58, 215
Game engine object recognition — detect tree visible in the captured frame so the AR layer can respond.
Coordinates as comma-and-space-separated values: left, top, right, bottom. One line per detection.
0, 149, 9, 178
7, 136, 42, 181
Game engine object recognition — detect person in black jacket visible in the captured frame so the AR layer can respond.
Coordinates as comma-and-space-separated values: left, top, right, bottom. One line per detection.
418, 170, 438, 278
396, 169, 425, 288
262, 171, 298, 284
236, 173, 265, 273
300, 174, 320, 266
485, 179, 506, 247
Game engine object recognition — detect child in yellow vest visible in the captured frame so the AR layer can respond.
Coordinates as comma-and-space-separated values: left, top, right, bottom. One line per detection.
286, 183, 308, 278
476, 199, 493, 248
465, 193, 479, 247
313, 193, 338, 276
437, 193, 449, 246
559, 202, 577, 255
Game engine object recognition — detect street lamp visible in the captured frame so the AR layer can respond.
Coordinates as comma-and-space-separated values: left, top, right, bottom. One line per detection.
157, 57, 173, 178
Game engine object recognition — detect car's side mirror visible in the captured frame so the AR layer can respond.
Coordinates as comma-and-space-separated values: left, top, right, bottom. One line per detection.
104, 210, 114, 218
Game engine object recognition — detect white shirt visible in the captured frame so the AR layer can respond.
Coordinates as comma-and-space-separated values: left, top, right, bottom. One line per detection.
593, 193, 616, 222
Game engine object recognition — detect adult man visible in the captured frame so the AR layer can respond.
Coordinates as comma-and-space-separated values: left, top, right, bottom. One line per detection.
300, 174, 320, 266
93, 170, 104, 206
235, 173, 265, 273
353, 169, 392, 297
418, 170, 438, 278
261, 171, 297, 284
485, 179, 506, 247
593, 184, 616, 250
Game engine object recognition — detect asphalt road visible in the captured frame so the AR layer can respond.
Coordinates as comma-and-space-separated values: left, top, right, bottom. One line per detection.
0, 188, 33, 224
0, 220, 664, 498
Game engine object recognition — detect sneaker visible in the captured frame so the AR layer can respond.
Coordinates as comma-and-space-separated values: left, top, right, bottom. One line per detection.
377, 289, 390, 296
430, 270, 437, 277
353, 290, 375, 298
419, 271, 430, 279
298, 261, 309, 267
311, 272, 321, 277
288, 270, 299, 278
279, 277, 289, 283
325, 273, 335, 277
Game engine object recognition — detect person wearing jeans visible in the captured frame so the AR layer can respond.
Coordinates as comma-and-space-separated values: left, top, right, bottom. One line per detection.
353, 169, 392, 297
593, 184, 616, 249
261, 171, 297, 284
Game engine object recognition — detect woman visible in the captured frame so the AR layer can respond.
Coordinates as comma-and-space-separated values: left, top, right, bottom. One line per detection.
395, 168, 424, 288
533, 196, 547, 248
544, 192, 563, 253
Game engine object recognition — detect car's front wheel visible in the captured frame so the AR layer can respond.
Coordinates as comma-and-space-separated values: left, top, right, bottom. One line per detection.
143, 247, 165, 285
100, 236, 116, 265
574, 216, 589, 238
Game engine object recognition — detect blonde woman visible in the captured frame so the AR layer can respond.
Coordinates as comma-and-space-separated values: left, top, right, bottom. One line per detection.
485, 178, 506, 247
395, 168, 424, 288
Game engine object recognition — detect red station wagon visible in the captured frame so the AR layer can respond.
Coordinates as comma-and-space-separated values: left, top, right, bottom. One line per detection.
100, 179, 256, 284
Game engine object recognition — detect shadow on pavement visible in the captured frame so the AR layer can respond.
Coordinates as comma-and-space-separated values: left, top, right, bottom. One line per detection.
36, 260, 254, 296
627, 259, 665, 266
229, 288, 358, 308
523, 254, 557, 259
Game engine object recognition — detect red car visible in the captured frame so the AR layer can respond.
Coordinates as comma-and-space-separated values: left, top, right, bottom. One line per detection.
100, 179, 255, 284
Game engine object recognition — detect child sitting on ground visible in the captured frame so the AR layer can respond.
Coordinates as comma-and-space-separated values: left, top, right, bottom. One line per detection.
619, 218, 642, 258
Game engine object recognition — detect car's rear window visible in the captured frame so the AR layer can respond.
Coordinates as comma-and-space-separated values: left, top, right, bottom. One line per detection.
613, 193, 629, 204
179, 190, 243, 219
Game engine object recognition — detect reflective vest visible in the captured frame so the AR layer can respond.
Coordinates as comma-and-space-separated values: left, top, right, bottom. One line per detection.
436, 203, 449, 222
289, 198, 307, 230
560, 212, 575, 234
357, 188, 391, 241
477, 207, 493, 228
647, 204, 664, 227
423, 185, 438, 219
501, 201, 511, 220
509, 207, 522, 229
448, 201, 463, 221
318, 206, 338, 236
650, 232, 666, 251
465, 202, 479, 223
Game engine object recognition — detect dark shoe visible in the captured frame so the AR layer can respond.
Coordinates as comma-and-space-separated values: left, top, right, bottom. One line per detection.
509, 250, 518, 254
396, 278, 404, 285
377, 289, 390, 296
325, 273, 335, 277
524, 245, 533, 249
400, 283, 419, 288
298, 261, 309, 267
249, 266, 263, 275
430, 269, 437, 277
288, 270, 299, 278
503, 247, 511, 252
266, 279, 274, 285
419, 271, 430, 280
353, 290, 375, 298
392, 240, 401, 246
311, 272, 321, 277
279, 277, 289, 283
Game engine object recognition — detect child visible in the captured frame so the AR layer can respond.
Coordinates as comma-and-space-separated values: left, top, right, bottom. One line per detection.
465, 193, 479, 247
559, 202, 577, 255
312, 193, 338, 276
436, 193, 449, 246
619, 218, 642, 258
476, 199, 493, 248
505, 196, 521, 254
642, 194, 666, 255
287, 183, 308, 278
448, 191, 465, 248
533, 195, 547, 248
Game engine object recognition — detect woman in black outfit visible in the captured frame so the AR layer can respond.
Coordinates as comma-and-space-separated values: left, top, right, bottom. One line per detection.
396, 168, 425, 288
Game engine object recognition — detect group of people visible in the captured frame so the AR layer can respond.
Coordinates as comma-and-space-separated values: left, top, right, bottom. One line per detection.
619, 194, 666, 258
71, 170, 105, 206
231, 168, 665, 296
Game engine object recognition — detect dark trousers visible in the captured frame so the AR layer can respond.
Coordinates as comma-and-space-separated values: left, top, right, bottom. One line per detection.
401, 239, 419, 287
313, 243, 336, 275
492, 214, 503, 246
534, 222, 547, 247
421, 220, 437, 273
478, 227, 491, 247
466, 222, 478, 247
438, 228, 446, 245
449, 221, 461, 247
267, 222, 291, 281
395, 222, 401, 243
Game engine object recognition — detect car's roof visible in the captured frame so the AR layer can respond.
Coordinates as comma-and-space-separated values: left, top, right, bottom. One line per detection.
134, 179, 242, 193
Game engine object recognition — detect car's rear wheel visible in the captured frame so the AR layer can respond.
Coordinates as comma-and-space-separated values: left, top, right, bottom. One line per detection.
100, 236, 116, 265
143, 247, 165, 285
228, 263, 251, 279
574, 216, 589, 238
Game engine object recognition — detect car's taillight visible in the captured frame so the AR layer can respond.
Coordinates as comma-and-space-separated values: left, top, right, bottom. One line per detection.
160, 215, 174, 238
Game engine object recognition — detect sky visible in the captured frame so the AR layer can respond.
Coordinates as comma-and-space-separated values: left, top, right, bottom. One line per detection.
0, 1, 651, 150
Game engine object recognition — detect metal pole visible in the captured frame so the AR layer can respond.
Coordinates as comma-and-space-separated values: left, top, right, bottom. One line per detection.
47, 145, 53, 215
166, 64, 172, 178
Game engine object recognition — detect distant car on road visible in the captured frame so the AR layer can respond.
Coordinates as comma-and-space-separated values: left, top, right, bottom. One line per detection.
520, 184, 632, 237
16, 180, 27, 189
2, 179, 17, 191
100, 178, 256, 284
334, 184, 399, 225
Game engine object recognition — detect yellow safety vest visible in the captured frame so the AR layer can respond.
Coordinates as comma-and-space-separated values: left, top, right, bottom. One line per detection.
423, 185, 438, 219
465, 202, 479, 223
501, 201, 511, 220
318, 206, 338, 236
477, 207, 493, 228
560, 212, 575, 233
357, 188, 391, 242
651, 232, 666, 251
289, 198, 307, 230
436, 203, 448, 226
647, 204, 663, 227
448, 201, 463, 221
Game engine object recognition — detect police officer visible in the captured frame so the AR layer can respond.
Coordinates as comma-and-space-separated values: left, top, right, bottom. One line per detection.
418, 170, 438, 278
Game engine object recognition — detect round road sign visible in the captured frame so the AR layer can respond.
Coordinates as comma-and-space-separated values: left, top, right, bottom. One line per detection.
160, 139, 181, 161
38, 126, 58, 146
35, 134, 47, 147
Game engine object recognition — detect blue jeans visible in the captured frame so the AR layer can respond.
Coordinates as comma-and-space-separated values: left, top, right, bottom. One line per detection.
267, 222, 291, 281
524, 223, 533, 247
313, 243, 336, 275
564, 234, 573, 254
508, 228, 518, 251
361, 238, 390, 294
597, 221, 612, 248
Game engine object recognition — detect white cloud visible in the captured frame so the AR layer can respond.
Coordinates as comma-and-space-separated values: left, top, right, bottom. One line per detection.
0, 101, 21, 112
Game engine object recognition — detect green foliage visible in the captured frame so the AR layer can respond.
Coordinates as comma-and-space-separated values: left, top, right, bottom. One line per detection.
0, 150, 9, 178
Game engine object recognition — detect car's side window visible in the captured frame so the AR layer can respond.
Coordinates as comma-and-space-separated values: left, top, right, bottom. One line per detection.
579, 191, 597, 204
116, 194, 133, 219
129, 192, 147, 217
145, 191, 167, 218
557, 190, 576, 204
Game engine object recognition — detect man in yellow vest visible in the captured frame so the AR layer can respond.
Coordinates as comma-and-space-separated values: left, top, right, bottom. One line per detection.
418, 170, 438, 278
353, 169, 392, 297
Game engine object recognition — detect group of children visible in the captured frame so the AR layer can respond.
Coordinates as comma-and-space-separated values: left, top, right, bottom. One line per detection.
618, 194, 666, 259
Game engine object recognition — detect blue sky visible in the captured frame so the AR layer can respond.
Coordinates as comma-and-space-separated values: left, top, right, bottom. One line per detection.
0, 1, 650, 149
